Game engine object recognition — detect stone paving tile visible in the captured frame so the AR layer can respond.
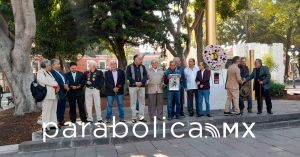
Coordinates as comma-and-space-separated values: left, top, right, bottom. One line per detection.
132, 141, 159, 156
186, 139, 227, 157
115, 143, 138, 155
269, 151, 300, 157
12, 153, 33, 157
95, 145, 118, 157
32, 151, 54, 157
254, 134, 300, 154
201, 138, 252, 157
53, 148, 76, 157
151, 140, 188, 157
74, 146, 96, 157
169, 140, 207, 157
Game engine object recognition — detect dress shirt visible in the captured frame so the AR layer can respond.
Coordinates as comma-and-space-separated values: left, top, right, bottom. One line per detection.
71, 72, 76, 82
184, 66, 199, 90
112, 70, 118, 86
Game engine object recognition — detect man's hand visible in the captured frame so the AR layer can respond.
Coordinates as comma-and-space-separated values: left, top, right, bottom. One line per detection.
200, 85, 204, 88
87, 81, 92, 85
113, 87, 119, 93
196, 81, 200, 85
64, 84, 70, 91
259, 81, 263, 84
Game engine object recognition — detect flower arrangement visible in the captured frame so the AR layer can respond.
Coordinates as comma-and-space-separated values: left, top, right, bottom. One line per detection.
203, 45, 227, 70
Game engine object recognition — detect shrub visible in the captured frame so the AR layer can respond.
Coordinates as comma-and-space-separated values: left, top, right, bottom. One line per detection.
270, 81, 285, 97
262, 53, 279, 72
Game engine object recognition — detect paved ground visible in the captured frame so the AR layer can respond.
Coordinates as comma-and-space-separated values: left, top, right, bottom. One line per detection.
2, 126, 300, 157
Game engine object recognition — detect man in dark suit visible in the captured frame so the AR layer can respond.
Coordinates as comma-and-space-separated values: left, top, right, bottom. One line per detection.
244, 59, 273, 114
65, 62, 87, 123
195, 62, 211, 117
105, 60, 125, 123
51, 59, 69, 126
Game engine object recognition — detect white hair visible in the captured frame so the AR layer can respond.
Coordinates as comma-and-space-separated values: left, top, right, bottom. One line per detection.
88, 60, 97, 67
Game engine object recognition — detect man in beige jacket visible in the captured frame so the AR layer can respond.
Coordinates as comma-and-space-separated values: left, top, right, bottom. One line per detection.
147, 59, 165, 121
224, 56, 243, 116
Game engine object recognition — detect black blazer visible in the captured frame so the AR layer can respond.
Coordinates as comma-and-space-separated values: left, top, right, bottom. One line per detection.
83, 70, 104, 90
65, 71, 85, 97
105, 69, 125, 96
195, 69, 211, 90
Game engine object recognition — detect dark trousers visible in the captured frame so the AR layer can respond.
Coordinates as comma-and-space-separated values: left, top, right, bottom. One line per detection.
255, 86, 272, 112
57, 91, 67, 122
239, 94, 252, 112
168, 91, 180, 118
68, 95, 86, 122
186, 89, 198, 115
172, 87, 184, 116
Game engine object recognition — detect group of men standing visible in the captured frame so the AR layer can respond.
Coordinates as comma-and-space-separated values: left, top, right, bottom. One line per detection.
225, 56, 273, 116
37, 54, 273, 130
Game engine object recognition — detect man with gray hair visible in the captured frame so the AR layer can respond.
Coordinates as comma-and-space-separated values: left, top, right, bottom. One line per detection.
126, 54, 148, 123
51, 59, 69, 126
147, 59, 164, 121
83, 60, 104, 123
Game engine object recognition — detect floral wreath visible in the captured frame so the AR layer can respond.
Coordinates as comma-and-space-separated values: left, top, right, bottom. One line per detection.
203, 45, 227, 70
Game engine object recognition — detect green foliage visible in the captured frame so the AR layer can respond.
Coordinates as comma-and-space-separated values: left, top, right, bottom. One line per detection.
217, 0, 300, 45
271, 81, 286, 97
262, 53, 279, 72
0, 0, 14, 33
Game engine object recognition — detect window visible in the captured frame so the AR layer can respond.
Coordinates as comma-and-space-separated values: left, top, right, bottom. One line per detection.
98, 60, 106, 69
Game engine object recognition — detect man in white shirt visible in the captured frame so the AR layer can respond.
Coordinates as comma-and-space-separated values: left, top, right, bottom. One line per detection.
184, 58, 199, 117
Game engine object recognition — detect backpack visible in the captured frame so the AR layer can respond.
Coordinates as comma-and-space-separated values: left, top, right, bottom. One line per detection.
31, 73, 47, 102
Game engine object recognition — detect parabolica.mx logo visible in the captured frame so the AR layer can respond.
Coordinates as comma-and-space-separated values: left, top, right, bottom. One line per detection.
42, 116, 255, 142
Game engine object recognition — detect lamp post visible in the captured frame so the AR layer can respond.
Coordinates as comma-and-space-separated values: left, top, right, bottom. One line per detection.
288, 45, 299, 88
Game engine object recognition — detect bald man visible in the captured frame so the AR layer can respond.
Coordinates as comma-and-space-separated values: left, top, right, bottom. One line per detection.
105, 60, 126, 123
147, 59, 165, 121
126, 54, 148, 123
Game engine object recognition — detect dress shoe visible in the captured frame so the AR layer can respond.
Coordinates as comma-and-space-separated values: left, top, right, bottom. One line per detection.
257, 112, 262, 114
224, 112, 233, 116
267, 111, 273, 114
197, 114, 204, 117
119, 119, 126, 123
189, 113, 194, 117
157, 118, 164, 121
58, 121, 67, 126
235, 113, 242, 116
106, 119, 111, 124
98, 120, 104, 123
207, 114, 212, 117
131, 119, 137, 123
139, 118, 147, 122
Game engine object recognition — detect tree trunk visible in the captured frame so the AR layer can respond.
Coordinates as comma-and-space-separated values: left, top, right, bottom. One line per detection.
108, 38, 127, 71
284, 26, 293, 78
194, 10, 205, 65
0, 0, 36, 115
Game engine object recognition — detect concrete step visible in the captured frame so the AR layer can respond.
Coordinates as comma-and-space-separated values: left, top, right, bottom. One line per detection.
19, 112, 300, 152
